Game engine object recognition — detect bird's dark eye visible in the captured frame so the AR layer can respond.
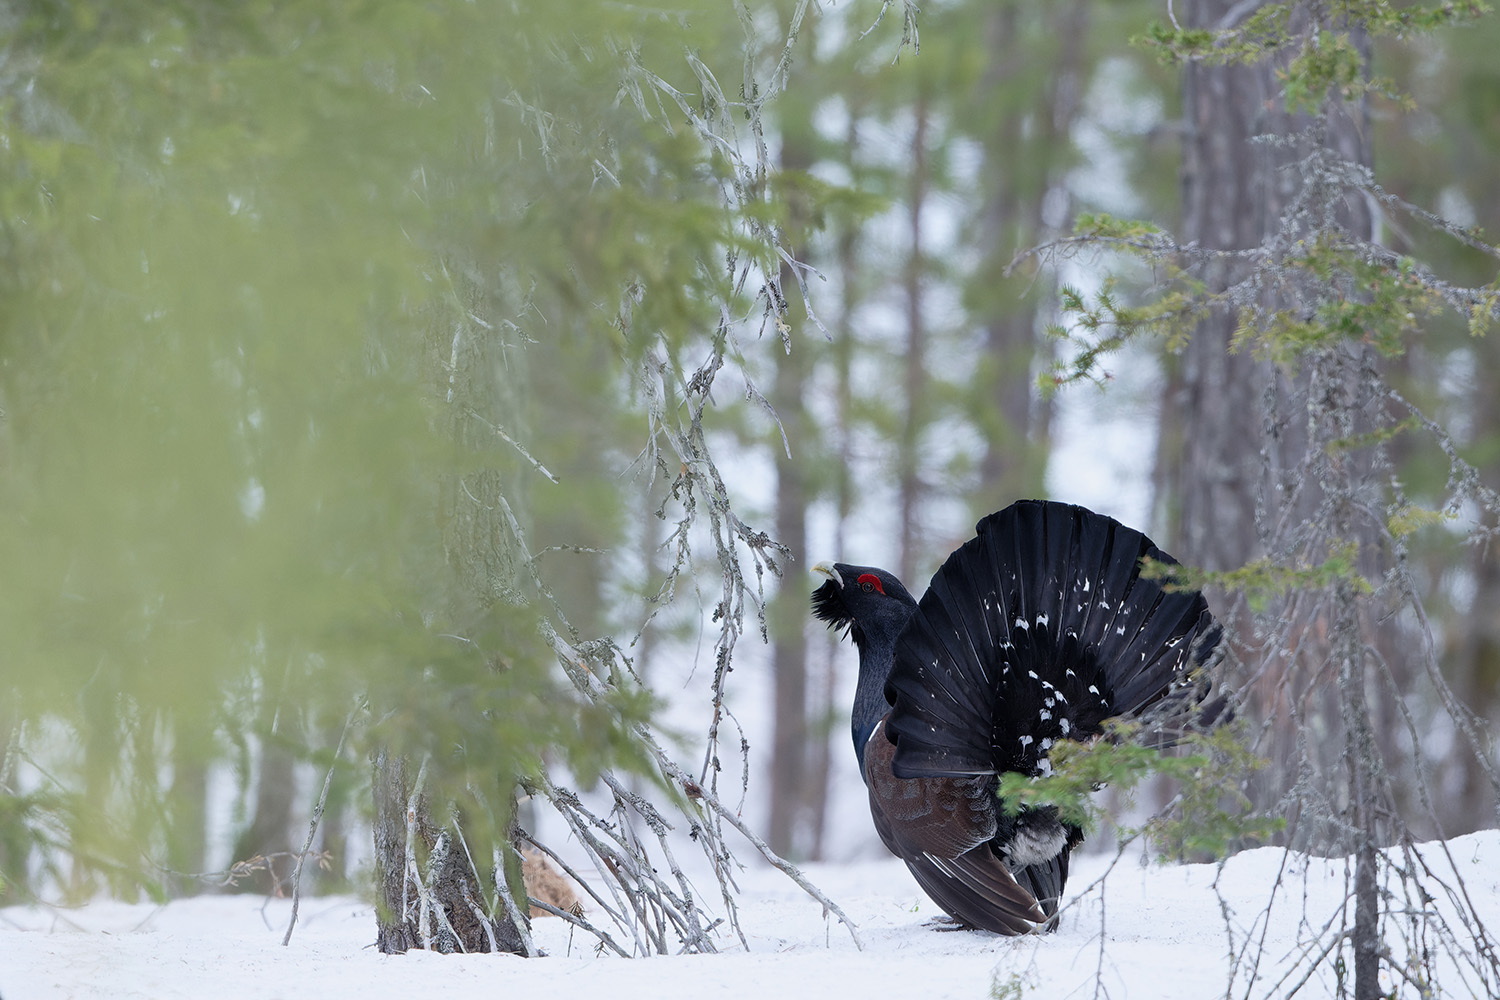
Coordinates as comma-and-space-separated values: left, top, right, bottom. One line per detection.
857, 573, 884, 595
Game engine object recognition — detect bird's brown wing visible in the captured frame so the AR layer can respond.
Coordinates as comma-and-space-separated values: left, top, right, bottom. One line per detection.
864, 717, 1046, 934
864, 717, 997, 858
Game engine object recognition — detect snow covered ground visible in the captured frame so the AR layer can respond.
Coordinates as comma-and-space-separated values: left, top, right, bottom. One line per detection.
5, 831, 1499, 1000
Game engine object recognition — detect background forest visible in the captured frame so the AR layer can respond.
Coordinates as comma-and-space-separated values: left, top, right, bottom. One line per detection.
2, 0, 1499, 993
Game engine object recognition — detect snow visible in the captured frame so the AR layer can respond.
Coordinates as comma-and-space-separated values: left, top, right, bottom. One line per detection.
6, 832, 1499, 1000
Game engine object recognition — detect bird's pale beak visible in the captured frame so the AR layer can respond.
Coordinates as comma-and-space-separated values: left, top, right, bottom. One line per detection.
812, 561, 843, 586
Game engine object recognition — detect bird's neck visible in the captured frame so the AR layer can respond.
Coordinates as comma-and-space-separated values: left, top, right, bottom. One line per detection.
850, 628, 905, 776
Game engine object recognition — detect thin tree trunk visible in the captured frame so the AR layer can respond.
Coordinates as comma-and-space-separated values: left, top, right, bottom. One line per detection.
371, 747, 418, 954
0, 714, 19, 903
898, 95, 929, 586
166, 737, 208, 896
977, 3, 1028, 501
768, 339, 810, 857
229, 716, 297, 895
1322, 352, 1384, 1000
767, 22, 817, 856
1451, 330, 1500, 827
975, 1, 1087, 505
803, 103, 866, 863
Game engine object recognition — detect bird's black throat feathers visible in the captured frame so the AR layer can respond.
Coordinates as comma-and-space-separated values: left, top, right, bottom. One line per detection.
810, 564, 918, 772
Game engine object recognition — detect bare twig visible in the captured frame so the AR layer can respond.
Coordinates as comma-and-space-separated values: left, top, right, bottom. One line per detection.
283, 703, 361, 946
639, 726, 863, 950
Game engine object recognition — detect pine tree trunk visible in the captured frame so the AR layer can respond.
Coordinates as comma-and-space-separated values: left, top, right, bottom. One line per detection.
1337, 581, 1382, 1000
1323, 355, 1383, 1000
167, 746, 208, 896
371, 747, 526, 955
974, 1, 1087, 505
1169, 9, 1384, 992
1452, 331, 1500, 827
805, 102, 865, 863
898, 95, 929, 586
229, 717, 297, 895
767, 21, 817, 857
1167, 0, 1372, 799
0, 713, 18, 903
1165, 0, 1285, 571
372, 747, 419, 954
768, 337, 810, 857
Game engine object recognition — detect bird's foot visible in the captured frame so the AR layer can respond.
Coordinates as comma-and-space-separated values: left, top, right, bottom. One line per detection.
923, 915, 974, 932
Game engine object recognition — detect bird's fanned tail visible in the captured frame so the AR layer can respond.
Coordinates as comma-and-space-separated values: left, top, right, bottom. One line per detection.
884, 500, 1220, 782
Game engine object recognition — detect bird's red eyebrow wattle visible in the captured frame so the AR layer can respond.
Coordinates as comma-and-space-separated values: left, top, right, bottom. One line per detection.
856, 573, 884, 594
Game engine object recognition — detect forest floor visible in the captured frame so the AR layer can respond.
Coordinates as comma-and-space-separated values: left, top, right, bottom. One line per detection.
4, 830, 1499, 999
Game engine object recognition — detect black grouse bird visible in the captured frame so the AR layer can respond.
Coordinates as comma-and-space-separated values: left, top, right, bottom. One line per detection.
811, 499, 1221, 934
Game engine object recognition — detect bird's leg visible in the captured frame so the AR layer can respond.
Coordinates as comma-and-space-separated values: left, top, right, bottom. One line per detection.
923, 914, 974, 932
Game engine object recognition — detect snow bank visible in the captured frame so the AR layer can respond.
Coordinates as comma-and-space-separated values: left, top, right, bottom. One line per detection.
5, 832, 1498, 1000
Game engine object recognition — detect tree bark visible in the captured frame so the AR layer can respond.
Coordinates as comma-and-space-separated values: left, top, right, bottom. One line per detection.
1165, 1, 1374, 807
166, 740, 208, 896
974, 1, 1087, 506
372, 747, 418, 953
229, 714, 297, 895
768, 337, 811, 858
1164, 0, 1285, 571
1451, 329, 1500, 826
371, 747, 525, 955
767, 21, 818, 857
1169, 7, 1387, 994
0, 713, 18, 903
898, 95, 930, 587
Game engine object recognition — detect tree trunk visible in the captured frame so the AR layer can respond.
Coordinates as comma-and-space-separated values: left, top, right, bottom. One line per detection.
371, 747, 525, 955
1169, 6, 1387, 993
372, 747, 419, 954
974, 1, 1087, 506
767, 20, 818, 857
1164, 0, 1285, 571
768, 337, 811, 858
898, 95, 930, 586
166, 736, 208, 896
803, 102, 866, 863
1451, 328, 1500, 827
1169, 1, 1374, 564
0, 714, 19, 903
229, 717, 297, 895
1165, 1, 1374, 807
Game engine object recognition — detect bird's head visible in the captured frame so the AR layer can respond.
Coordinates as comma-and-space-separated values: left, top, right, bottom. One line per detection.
813, 560, 920, 769
811, 561, 918, 652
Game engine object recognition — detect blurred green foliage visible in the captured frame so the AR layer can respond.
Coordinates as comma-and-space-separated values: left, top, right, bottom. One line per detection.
0, 0, 769, 898
996, 721, 1284, 861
